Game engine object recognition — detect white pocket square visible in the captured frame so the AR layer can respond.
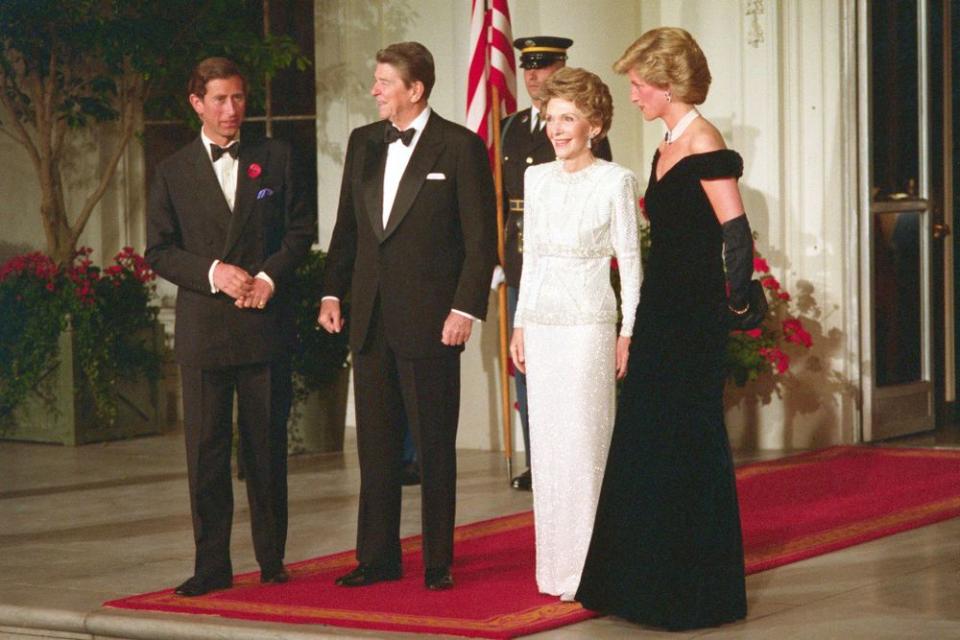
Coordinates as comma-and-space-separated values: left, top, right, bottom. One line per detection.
426, 172, 446, 180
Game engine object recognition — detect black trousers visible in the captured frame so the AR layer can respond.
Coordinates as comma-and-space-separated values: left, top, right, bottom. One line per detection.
180, 360, 292, 580
353, 304, 461, 571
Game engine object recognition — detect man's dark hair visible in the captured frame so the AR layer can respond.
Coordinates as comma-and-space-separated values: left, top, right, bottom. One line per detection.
375, 42, 435, 100
188, 57, 248, 98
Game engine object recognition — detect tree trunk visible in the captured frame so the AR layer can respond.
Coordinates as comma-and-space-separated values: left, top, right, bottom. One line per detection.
38, 158, 75, 266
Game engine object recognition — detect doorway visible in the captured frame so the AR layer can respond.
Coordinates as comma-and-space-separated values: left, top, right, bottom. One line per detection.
859, 0, 954, 441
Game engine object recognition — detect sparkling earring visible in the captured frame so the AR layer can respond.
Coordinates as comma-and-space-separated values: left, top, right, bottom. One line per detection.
587, 136, 593, 149
665, 91, 672, 103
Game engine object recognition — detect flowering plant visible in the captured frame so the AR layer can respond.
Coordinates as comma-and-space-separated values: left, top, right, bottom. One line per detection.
0, 247, 161, 425
725, 242, 813, 386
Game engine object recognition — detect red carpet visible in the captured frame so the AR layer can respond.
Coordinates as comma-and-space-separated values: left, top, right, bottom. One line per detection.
738, 446, 960, 573
106, 446, 960, 637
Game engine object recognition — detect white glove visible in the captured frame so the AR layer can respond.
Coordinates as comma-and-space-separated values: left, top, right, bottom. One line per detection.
490, 265, 506, 291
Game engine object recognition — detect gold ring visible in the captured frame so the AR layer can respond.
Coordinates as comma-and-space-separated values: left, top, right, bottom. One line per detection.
258, 302, 265, 309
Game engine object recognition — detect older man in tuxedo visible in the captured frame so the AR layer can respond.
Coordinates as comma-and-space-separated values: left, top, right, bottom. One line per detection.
318, 41, 496, 591
146, 57, 314, 597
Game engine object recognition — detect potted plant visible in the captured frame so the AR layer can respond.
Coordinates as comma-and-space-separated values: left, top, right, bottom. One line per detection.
725, 248, 814, 389
286, 248, 350, 454
0, 247, 163, 444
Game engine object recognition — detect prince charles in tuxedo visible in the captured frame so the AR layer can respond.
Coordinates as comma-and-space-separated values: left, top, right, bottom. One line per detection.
146, 57, 314, 597
319, 42, 497, 591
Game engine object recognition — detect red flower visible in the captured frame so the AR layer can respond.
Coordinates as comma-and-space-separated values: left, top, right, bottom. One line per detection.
753, 257, 770, 274
638, 197, 648, 221
777, 291, 791, 301
761, 276, 781, 291
759, 346, 790, 374
745, 328, 763, 338
247, 163, 262, 179
782, 318, 813, 348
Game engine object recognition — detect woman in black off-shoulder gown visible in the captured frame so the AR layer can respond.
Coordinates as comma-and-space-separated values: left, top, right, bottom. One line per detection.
577, 27, 758, 631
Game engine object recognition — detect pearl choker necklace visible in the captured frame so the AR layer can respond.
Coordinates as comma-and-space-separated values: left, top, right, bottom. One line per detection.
664, 108, 700, 144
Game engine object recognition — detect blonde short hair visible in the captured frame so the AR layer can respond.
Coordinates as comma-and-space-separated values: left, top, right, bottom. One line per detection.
613, 27, 711, 105
539, 67, 614, 140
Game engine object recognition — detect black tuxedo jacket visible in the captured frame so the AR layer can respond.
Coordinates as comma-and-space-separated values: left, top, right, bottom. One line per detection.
323, 111, 497, 359
146, 137, 315, 368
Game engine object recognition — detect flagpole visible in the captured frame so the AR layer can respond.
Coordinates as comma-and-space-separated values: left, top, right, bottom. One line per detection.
491, 85, 513, 482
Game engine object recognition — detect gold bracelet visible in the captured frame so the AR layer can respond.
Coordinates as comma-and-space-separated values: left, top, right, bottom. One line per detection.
728, 302, 750, 315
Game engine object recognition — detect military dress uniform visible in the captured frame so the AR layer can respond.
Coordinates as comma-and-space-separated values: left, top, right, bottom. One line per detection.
502, 36, 612, 489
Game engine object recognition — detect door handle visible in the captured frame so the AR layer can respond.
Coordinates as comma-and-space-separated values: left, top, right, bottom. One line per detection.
933, 223, 951, 240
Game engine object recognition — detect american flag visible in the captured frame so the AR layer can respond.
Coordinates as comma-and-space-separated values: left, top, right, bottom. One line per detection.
466, 0, 517, 154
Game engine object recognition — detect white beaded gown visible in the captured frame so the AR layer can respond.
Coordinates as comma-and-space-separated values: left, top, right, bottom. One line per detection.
513, 158, 642, 600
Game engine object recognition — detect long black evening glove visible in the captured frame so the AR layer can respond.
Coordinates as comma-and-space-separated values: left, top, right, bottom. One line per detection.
722, 215, 767, 330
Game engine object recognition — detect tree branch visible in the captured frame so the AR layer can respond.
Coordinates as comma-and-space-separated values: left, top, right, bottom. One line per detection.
0, 73, 42, 173
41, 35, 57, 156
69, 88, 139, 248
51, 115, 68, 165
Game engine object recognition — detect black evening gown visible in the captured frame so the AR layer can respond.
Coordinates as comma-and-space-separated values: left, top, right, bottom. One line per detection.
575, 149, 748, 631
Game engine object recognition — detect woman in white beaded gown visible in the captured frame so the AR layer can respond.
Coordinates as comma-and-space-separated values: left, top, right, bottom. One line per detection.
509, 67, 642, 601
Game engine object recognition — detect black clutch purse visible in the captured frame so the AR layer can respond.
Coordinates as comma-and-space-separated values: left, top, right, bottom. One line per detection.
727, 280, 768, 331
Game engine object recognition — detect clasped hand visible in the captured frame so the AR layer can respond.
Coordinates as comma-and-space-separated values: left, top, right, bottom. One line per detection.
213, 263, 272, 310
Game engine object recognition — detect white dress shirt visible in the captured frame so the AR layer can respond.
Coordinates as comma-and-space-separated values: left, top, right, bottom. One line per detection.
202, 129, 239, 211
382, 107, 431, 228
200, 130, 274, 295
324, 107, 477, 322
530, 106, 543, 132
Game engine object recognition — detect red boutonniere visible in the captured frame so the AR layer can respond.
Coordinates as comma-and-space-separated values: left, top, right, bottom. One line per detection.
247, 163, 262, 179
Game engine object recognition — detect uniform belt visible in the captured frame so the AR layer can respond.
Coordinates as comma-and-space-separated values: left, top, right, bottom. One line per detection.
508, 198, 524, 213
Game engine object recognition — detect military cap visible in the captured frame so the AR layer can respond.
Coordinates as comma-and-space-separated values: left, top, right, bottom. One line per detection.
513, 36, 573, 69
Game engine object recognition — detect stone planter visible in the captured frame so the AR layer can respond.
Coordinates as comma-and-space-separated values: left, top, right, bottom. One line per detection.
287, 366, 350, 454
1, 324, 163, 445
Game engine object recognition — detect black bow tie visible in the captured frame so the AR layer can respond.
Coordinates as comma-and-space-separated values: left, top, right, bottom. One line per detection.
210, 142, 239, 161
384, 125, 416, 146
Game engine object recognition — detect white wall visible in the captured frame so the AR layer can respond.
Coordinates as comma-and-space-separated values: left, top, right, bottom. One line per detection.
0, 136, 44, 261
637, 0, 860, 449
0, 119, 143, 266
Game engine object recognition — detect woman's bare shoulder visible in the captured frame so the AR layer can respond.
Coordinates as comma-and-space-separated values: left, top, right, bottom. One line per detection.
687, 118, 727, 155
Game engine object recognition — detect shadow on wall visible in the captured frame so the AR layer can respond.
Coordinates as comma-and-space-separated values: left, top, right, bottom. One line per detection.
707, 122, 855, 450
724, 231, 856, 451
315, 1, 419, 166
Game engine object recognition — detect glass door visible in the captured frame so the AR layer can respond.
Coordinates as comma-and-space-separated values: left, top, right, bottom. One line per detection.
859, 0, 940, 440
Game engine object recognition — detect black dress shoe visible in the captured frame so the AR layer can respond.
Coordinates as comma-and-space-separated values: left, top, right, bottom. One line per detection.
260, 567, 290, 584
174, 574, 232, 597
511, 468, 532, 491
335, 563, 402, 587
425, 567, 453, 591
401, 461, 421, 486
